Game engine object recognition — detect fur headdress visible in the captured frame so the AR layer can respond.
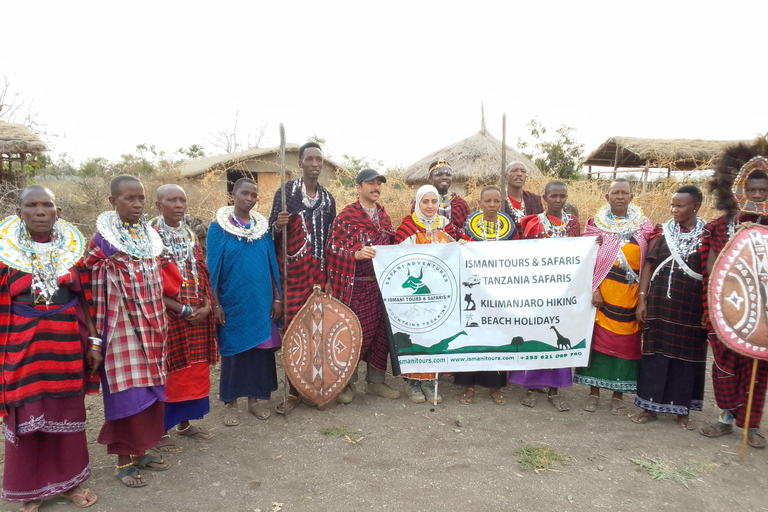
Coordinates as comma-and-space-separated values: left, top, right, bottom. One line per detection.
708, 135, 768, 215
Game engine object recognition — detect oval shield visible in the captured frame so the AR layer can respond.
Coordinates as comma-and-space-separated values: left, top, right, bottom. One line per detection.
709, 223, 768, 359
281, 285, 363, 406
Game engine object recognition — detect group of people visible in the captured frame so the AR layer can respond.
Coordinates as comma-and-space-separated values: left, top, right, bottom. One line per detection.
2, 138, 767, 511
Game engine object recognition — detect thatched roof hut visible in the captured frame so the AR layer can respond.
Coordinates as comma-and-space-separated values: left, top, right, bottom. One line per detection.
179, 144, 344, 196
0, 122, 48, 190
398, 116, 541, 191
582, 136, 749, 172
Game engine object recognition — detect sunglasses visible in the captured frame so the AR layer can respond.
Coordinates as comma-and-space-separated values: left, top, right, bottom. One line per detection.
432, 171, 452, 177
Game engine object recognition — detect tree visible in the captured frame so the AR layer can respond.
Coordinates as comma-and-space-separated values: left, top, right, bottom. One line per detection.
517, 119, 585, 180
209, 112, 265, 154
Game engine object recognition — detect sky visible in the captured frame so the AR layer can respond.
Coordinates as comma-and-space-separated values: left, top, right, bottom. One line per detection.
3, 1, 767, 172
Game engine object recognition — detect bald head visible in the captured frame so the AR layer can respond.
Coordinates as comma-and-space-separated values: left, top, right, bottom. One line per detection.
156, 183, 188, 227
156, 184, 185, 201
19, 184, 55, 206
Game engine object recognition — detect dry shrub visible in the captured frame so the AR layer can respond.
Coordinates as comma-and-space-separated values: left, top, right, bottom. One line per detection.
36, 168, 719, 241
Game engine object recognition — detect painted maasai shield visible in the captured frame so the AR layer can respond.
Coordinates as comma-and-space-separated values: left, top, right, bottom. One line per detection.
709, 224, 768, 359
281, 285, 363, 406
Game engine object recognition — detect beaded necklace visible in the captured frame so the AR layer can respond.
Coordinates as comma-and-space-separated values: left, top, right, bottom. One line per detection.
593, 203, 644, 285
506, 196, 526, 223
156, 217, 199, 295
480, 217, 502, 241
438, 194, 452, 220
668, 217, 705, 260
215, 206, 267, 242
362, 204, 380, 228
16, 221, 66, 304
538, 212, 571, 238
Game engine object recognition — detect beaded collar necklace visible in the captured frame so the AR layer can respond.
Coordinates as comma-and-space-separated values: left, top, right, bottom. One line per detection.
506, 195, 526, 223
538, 212, 571, 238
667, 217, 705, 260
215, 206, 267, 242
96, 211, 162, 260
593, 203, 644, 244
155, 217, 199, 294
480, 217, 502, 241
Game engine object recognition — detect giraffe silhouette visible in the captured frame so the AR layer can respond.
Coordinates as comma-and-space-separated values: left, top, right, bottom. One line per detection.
550, 325, 571, 349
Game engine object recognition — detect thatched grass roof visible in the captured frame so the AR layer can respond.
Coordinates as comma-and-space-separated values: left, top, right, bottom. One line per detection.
0, 122, 48, 154
179, 144, 343, 178
398, 117, 541, 184
582, 136, 750, 171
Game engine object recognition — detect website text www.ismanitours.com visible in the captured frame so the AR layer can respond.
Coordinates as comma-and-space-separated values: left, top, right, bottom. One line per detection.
400, 355, 517, 365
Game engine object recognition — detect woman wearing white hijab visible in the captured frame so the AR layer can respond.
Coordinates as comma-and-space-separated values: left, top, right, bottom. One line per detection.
394, 185, 464, 403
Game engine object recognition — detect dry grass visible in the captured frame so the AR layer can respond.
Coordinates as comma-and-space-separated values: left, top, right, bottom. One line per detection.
513, 445, 569, 472
15, 166, 718, 239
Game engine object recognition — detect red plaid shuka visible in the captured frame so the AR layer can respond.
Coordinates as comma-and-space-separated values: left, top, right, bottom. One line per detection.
151, 225, 218, 374
0, 261, 99, 418
86, 235, 179, 393
394, 214, 460, 243
326, 201, 393, 305
701, 214, 768, 428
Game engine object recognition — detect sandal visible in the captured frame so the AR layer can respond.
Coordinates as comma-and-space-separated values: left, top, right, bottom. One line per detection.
63, 487, 98, 508
490, 390, 507, 405
610, 397, 627, 416
248, 401, 271, 420
176, 424, 212, 440
151, 433, 183, 453
581, 394, 599, 412
677, 416, 695, 430
700, 422, 733, 438
521, 390, 538, 408
631, 412, 659, 424
458, 387, 476, 405
18, 502, 41, 512
547, 394, 570, 412
133, 453, 169, 471
748, 429, 766, 448
224, 405, 239, 426
114, 464, 148, 488
276, 394, 301, 415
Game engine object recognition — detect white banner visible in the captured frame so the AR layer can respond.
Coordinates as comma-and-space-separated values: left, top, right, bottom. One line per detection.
372, 237, 598, 373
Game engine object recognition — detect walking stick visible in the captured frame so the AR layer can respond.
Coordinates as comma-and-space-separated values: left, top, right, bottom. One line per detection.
500, 113, 507, 193
739, 358, 759, 462
279, 123, 290, 419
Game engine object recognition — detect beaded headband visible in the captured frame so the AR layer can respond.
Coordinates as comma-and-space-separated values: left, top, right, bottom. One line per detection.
732, 156, 768, 215
429, 160, 451, 175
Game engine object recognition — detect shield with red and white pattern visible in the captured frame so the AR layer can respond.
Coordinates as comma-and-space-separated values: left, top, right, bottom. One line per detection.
709, 223, 768, 359
281, 285, 363, 406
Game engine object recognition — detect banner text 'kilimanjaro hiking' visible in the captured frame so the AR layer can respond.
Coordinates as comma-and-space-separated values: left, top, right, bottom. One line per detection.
372, 237, 599, 373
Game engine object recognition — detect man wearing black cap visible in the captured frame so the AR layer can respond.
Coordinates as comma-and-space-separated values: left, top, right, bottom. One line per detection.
326, 169, 400, 403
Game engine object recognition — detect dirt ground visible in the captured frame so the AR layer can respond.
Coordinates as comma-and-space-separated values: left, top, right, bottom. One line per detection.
2, 353, 767, 512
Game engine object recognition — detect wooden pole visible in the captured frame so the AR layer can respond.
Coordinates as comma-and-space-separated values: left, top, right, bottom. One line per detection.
641, 159, 650, 194
279, 123, 289, 418
500, 114, 507, 193
739, 359, 760, 462
612, 144, 620, 179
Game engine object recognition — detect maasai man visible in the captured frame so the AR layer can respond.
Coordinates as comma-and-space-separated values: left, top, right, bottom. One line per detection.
86, 175, 179, 487
503, 161, 544, 230
269, 141, 336, 415
326, 169, 400, 402
1, 186, 100, 510
410, 159, 469, 237
208, 178, 282, 427
510, 180, 579, 412
456, 186, 516, 405
574, 178, 654, 415
700, 139, 768, 448
632, 185, 707, 430
150, 184, 218, 451
396, 184, 466, 404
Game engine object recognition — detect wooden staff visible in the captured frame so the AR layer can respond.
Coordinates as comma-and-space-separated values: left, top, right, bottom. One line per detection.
279, 123, 289, 419
739, 358, 760, 462
500, 113, 507, 193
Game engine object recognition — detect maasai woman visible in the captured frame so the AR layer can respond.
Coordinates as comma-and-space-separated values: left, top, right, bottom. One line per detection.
150, 184, 218, 451
574, 179, 654, 415
88, 176, 180, 488
395, 185, 465, 404
1, 186, 100, 510
207, 178, 282, 427
632, 185, 707, 429
509, 180, 579, 412
700, 139, 768, 448
456, 186, 516, 405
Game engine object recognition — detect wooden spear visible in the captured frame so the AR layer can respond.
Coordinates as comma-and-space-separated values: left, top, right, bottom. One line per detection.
279, 123, 289, 419
739, 359, 759, 462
